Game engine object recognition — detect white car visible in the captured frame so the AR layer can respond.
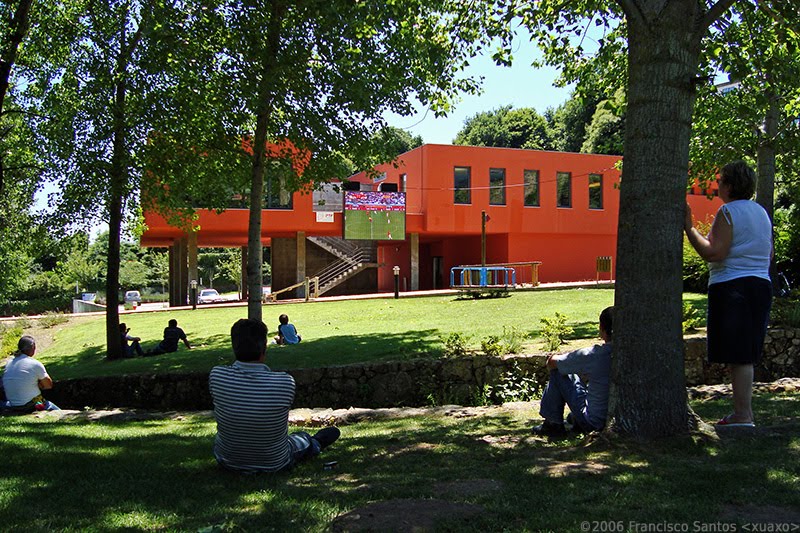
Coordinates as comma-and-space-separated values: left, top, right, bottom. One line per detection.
197, 288, 223, 304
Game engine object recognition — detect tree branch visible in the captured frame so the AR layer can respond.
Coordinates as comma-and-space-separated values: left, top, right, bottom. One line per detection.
615, 0, 647, 26
700, 0, 736, 32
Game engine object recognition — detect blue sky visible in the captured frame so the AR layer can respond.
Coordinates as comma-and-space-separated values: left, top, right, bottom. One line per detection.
384, 32, 574, 144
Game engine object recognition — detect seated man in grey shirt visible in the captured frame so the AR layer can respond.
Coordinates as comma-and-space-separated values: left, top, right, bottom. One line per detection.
209, 318, 339, 473
533, 306, 614, 436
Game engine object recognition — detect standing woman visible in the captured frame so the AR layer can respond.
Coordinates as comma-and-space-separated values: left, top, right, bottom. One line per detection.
685, 161, 772, 427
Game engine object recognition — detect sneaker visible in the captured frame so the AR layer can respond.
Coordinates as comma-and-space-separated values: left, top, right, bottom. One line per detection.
532, 421, 567, 437
312, 427, 341, 451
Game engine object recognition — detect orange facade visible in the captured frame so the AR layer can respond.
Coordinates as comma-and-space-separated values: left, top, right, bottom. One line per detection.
142, 144, 722, 293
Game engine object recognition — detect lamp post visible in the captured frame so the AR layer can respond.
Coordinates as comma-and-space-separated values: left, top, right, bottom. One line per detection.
393, 266, 400, 299
190, 279, 198, 310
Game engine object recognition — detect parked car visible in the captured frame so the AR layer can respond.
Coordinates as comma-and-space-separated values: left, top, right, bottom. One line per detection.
124, 290, 142, 304
197, 288, 223, 304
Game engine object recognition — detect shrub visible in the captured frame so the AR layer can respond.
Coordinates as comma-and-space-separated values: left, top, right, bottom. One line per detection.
540, 312, 573, 352
501, 326, 526, 354
0, 325, 23, 358
442, 332, 470, 357
39, 311, 70, 329
488, 362, 541, 403
682, 302, 704, 333
771, 298, 800, 328
683, 218, 711, 293
481, 335, 504, 356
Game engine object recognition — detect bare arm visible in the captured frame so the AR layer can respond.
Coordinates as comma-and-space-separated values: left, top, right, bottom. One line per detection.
38, 376, 53, 390
183, 338, 192, 349
685, 203, 732, 262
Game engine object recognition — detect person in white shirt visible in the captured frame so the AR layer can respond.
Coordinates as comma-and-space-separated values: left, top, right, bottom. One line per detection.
2, 335, 60, 412
685, 161, 772, 428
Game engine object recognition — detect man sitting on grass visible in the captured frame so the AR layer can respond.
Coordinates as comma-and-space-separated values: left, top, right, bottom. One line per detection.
147, 319, 191, 356
208, 318, 339, 473
2, 335, 60, 412
533, 306, 614, 436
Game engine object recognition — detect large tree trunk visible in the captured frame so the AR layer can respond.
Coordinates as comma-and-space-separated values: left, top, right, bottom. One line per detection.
245, 0, 285, 322
756, 86, 778, 288
247, 118, 266, 322
610, 1, 706, 437
0, 0, 34, 198
755, 87, 778, 221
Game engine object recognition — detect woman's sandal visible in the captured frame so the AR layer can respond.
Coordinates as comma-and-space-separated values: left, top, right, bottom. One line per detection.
715, 414, 755, 428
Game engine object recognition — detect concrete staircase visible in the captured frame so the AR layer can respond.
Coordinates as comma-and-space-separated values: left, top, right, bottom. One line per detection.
308, 236, 378, 295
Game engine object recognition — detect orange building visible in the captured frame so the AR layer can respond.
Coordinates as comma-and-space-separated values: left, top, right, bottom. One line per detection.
142, 144, 721, 302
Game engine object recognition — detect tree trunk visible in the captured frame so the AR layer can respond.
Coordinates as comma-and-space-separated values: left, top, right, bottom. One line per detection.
610, 1, 705, 437
247, 127, 265, 321
0, 0, 34, 198
246, 0, 285, 322
756, 86, 778, 289
105, 14, 133, 360
755, 87, 777, 222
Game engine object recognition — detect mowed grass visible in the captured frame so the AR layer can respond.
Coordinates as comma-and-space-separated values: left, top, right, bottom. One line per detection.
0, 392, 797, 531
17, 288, 709, 380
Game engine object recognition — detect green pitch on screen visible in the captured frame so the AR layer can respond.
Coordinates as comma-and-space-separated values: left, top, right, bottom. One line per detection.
344, 209, 406, 240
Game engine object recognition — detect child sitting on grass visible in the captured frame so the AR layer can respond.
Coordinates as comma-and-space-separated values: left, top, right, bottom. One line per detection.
274, 314, 301, 345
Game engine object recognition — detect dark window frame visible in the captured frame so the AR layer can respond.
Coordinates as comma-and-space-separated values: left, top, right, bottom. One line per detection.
589, 173, 603, 210
489, 167, 506, 205
524, 169, 540, 207
556, 171, 572, 208
454, 166, 471, 205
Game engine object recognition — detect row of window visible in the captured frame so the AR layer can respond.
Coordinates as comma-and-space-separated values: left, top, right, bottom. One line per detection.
454, 167, 604, 209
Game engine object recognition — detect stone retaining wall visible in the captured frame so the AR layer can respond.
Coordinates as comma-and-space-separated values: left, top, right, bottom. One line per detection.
45, 328, 800, 410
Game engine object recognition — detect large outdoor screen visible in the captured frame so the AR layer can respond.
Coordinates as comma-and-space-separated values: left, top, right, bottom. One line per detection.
343, 191, 406, 241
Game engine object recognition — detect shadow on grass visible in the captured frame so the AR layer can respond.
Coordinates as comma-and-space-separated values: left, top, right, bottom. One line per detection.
0, 393, 798, 530
47, 329, 446, 380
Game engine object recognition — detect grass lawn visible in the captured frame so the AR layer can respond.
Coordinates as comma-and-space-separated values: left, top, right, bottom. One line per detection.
8, 289, 708, 380
0, 391, 796, 531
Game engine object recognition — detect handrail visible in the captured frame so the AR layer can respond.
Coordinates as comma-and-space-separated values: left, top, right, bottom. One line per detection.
266, 277, 319, 302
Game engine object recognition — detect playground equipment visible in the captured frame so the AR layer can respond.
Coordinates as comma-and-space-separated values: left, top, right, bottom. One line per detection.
450, 266, 516, 297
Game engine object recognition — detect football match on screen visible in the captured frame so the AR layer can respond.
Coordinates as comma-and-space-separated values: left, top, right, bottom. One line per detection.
343, 191, 406, 241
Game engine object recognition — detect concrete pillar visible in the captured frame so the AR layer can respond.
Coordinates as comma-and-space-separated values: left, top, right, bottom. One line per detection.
240, 246, 248, 301
296, 231, 306, 298
180, 237, 188, 305
169, 238, 188, 307
188, 231, 198, 291
410, 232, 419, 291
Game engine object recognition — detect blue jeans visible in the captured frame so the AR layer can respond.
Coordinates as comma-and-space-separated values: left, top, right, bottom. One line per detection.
538, 369, 595, 431
2, 399, 60, 412
215, 432, 321, 474
287, 431, 321, 465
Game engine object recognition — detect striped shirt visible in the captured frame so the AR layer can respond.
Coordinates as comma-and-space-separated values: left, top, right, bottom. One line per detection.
208, 361, 295, 472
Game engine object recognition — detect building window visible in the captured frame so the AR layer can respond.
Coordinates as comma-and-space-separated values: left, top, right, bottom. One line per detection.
264, 160, 293, 209
589, 173, 603, 209
524, 169, 539, 207
556, 171, 571, 208
454, 166, 471, 204
399, 173, 407, 192
489, 168, 506, 205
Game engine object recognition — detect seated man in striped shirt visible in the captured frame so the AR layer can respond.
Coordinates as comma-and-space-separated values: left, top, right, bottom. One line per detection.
209, 318, 340, 473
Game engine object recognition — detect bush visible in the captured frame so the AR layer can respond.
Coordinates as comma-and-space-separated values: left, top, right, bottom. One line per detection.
487, 362, 541, 403
481, 335, 504, 356
771, 297, 800, 328
39, 311, 70, 329
683, 218, 711, 293
480, 327, 527, 357
540, 312, 573, 352
682, 302, 704, 333
0, 325, 23, 358
501, 326, 526, 354
442, 332, 470, 357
